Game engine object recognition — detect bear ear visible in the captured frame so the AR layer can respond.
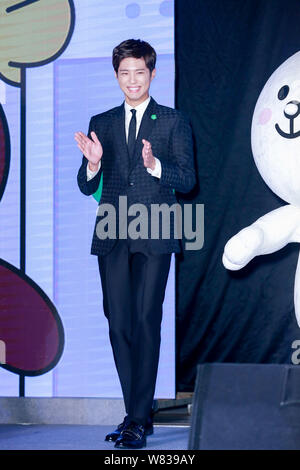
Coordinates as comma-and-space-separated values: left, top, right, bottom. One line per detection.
278, 85, 289, 100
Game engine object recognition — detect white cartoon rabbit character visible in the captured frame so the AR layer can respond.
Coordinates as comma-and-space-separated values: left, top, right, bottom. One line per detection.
223, 51, 300, 326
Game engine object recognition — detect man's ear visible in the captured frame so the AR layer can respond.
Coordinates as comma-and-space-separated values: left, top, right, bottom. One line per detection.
151, 68, 156, 81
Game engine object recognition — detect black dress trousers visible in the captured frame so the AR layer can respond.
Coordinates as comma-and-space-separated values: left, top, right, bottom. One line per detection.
98, 238, 171, 426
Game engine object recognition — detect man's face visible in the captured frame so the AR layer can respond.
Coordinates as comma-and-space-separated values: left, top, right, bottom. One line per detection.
115, 57, 156, 106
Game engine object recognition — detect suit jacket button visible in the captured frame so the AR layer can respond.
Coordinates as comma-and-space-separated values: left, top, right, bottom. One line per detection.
129, 182, 134, 186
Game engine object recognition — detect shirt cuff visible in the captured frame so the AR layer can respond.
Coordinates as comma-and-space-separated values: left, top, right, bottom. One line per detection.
87, 161, 101, 181
147, 157, 161, 179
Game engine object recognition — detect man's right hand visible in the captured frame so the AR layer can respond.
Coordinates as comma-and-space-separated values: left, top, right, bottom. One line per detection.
74, 131, 103, 171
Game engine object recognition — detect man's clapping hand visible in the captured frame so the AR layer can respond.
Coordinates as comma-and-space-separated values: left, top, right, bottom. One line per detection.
75, 131, 103, 172
142, 139, 156, 171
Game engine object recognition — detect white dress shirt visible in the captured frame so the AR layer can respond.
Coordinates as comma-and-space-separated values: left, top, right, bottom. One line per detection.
86, 96, 161, 181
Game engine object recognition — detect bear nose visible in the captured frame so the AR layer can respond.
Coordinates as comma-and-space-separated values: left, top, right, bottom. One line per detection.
284, 100, 300, 118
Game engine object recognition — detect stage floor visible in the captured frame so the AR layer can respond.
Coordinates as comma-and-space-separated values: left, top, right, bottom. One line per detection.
0, 424, 190, 450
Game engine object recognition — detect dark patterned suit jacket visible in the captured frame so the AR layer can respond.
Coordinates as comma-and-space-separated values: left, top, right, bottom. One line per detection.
77, 97, 195, 256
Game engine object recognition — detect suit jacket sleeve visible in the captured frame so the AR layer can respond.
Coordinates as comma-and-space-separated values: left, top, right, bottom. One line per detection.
159, 112, 196, 194
77, 116, 102, 196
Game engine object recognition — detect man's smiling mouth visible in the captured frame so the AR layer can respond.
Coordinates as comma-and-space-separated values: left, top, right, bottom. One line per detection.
128, 87, 140, 92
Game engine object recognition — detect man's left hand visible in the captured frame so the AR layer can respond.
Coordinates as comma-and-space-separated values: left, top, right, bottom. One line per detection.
142, 139, 156, 171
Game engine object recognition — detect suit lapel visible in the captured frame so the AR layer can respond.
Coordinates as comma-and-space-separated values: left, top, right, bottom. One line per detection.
129, 97, 158, 172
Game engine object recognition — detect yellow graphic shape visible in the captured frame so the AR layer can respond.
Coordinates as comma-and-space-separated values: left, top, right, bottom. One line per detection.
0, 0, 73, 85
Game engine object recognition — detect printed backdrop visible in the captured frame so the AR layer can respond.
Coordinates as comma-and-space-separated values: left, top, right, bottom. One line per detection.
0, 0, 176, 398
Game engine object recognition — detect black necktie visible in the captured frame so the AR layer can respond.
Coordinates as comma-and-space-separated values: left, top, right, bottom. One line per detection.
127, 108, 137, 162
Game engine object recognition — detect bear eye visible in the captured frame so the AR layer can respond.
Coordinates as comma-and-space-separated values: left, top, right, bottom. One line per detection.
278, 85, 289, 100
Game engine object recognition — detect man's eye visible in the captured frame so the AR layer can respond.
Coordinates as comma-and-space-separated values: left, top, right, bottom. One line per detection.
278, 85, 289, 100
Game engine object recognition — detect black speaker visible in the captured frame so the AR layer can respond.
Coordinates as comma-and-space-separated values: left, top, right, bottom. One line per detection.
188, 363, 300, 450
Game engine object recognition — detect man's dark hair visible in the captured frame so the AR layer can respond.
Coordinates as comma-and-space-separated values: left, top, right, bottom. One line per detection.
112, 39, 156, 74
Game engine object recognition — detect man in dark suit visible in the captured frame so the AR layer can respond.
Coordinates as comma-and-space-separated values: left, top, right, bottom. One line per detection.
75, 39, 195, 449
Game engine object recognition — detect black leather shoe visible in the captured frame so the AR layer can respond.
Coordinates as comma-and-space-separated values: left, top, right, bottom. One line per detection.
105, 415, 130, 442
114, 421, 146, 449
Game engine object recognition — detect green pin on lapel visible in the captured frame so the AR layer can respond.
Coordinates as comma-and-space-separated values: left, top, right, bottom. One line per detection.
151, 114, 157, 120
